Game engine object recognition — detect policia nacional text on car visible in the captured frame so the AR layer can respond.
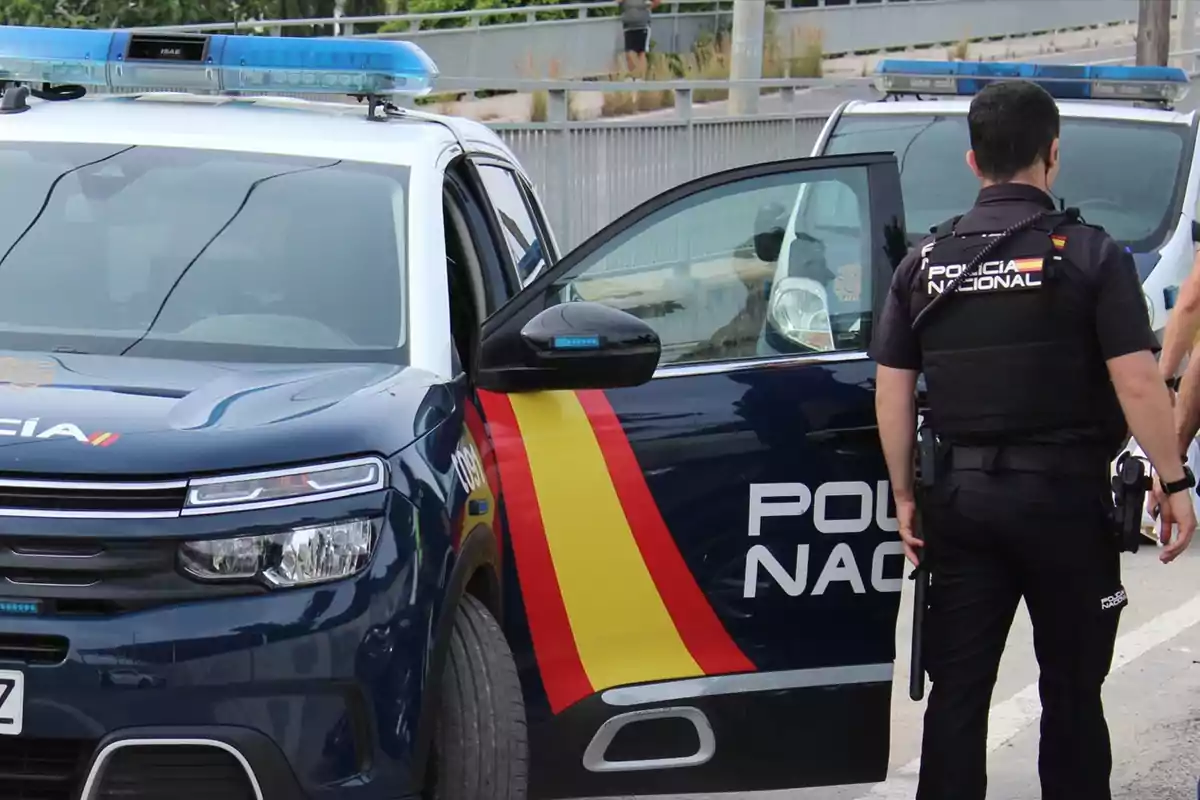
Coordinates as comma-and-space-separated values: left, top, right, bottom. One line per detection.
869, 80, 1199, 800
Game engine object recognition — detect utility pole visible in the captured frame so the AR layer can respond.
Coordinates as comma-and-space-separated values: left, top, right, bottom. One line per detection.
1136, 0, 1171, 67
1180, 0, 1198, 75
729, 0, 766, 116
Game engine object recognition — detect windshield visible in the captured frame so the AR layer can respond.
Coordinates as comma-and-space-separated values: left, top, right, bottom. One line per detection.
823, 113, 1189, 253
0, 143, 408, 364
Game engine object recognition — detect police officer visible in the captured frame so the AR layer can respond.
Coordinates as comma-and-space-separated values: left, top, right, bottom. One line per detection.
869, 79, 1198, 800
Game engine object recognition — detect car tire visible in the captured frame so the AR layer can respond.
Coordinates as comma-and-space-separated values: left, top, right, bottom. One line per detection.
430, 593, 528, 800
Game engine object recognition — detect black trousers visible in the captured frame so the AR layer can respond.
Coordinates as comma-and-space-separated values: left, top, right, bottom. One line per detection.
915, 465, 1126, 800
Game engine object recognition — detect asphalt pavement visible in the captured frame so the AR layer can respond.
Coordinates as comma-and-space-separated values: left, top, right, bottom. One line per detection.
587, 537, 1200, 800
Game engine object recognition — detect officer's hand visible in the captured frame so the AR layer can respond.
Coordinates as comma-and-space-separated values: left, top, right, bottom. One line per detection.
1162, 490, 1197, 564
896, 498, 923, 566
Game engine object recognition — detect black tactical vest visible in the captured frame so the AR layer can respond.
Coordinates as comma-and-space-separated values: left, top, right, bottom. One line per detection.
911, 213, 1126, 450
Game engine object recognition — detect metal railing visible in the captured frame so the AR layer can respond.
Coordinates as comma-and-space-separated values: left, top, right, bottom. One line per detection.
472, 42, 1200, 249
126, 0, 1153, 81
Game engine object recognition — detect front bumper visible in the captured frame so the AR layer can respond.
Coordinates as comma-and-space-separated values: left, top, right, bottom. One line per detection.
0, 492, 429, 800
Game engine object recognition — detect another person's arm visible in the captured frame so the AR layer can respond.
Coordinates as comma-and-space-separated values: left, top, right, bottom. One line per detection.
869, 251, 922, 564
1174, 350, 1200, 455
1096, 238, 1196, 561
1157, 249, 1200, 381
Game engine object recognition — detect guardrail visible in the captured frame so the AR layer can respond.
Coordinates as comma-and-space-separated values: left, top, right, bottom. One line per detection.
471, 42, 1200, 249
128, 0, 1153, 81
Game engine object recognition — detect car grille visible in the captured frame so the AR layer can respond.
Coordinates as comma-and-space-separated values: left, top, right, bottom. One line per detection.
0, 536, 266, 616
0, 738, 92, 800
95, 745, 257, 800
0, 476, 188, 518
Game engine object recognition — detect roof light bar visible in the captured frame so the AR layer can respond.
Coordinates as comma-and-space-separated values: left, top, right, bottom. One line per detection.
0, 25, 439, 97
874, 59, 1189, 104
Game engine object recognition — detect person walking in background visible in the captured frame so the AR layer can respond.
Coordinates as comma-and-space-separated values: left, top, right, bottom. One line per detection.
619, 0, 660, 76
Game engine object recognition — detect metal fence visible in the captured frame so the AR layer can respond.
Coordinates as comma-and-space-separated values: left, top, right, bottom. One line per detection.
494, 109, 830, 250
130, 0, 1156, 81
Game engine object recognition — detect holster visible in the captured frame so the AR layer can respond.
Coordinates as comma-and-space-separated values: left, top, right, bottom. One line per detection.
1111, 452, 1151, 553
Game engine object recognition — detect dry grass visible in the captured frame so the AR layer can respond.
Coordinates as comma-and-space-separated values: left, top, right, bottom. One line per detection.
784, 26, 824, 78
529, 57, 582, 122
595, 21, 826, 118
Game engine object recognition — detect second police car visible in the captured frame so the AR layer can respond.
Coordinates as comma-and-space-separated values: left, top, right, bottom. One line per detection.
799, 59, 1200, 543
0, 23, 916, 800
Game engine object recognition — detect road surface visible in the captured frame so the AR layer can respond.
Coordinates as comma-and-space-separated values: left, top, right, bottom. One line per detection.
588, 537, 1200, 800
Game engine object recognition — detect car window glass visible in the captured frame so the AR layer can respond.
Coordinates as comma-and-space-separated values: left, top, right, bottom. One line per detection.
477, 164, 546, 286
545, 166, 875, 367
0, 143, 409, 363
824, 114, 1187, 258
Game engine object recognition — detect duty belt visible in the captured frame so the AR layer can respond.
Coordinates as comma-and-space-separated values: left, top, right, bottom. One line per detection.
946, 444, 1110, 477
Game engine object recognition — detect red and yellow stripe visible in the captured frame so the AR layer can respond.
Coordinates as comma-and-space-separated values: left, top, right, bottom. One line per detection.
1011, 257, 1043, 273
1051, 234, 1067, 250
480, 389, 754, 713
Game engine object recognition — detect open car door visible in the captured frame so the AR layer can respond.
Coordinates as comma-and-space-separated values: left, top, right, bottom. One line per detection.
476, 153, 910, 798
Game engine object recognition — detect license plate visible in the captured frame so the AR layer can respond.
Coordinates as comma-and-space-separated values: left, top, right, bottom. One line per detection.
0, 670, 24, 735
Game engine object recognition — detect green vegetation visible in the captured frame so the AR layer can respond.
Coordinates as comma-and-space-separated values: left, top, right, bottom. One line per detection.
382, 0, 617, 31
0, 0, 390, 30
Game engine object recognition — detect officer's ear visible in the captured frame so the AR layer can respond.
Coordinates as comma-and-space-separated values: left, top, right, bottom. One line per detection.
965, 149, 984, 180
1047, 137, 1061, 179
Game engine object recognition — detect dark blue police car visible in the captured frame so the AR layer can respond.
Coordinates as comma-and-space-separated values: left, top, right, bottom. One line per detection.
0, 23, 926, 800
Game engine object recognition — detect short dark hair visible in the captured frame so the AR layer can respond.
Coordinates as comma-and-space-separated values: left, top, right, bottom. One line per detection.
967, 80, 1060, 181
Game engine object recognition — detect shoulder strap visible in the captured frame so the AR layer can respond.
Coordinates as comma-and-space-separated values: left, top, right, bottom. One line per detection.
1028, 206, 1081, 235
929, 214, 964, 242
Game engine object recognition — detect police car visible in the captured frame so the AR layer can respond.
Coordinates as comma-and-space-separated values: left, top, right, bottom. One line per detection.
809, 59, 1198, 340
0, 24, 919, 800
801, 59, 1200, 545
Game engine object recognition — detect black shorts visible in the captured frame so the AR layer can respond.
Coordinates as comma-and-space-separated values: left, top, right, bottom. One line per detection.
623, 27, 649, 54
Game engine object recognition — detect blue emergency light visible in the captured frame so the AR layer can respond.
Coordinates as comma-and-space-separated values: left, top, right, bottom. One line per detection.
0, 24, 439, 97
874, 59, 1189, 103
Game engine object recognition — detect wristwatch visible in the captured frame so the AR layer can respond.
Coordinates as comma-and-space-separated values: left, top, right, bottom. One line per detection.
1162, 465, 1196, 495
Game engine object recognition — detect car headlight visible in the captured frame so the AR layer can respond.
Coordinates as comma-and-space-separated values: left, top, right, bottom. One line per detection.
180, 518, 376, 587
183, 456, 386, 515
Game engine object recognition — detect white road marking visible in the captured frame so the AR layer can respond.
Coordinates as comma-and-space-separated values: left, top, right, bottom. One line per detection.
855, 591, 1200, 799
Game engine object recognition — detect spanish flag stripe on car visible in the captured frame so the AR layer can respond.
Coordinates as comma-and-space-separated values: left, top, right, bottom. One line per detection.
480, 389, 754, 714
574, 389, 755, 676
477, 391, 593, 712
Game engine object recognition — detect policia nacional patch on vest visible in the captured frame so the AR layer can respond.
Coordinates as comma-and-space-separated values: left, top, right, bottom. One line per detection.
923, 255, 1046, 295
919, 225, 1068, 297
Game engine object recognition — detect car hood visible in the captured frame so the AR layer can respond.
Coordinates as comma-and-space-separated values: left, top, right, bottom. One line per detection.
0, 352, 448, 477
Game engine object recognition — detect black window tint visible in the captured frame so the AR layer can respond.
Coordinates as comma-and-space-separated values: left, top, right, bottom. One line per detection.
0, 143, 409, 363
824, 114, 1189, 253
477, 164, 546, 285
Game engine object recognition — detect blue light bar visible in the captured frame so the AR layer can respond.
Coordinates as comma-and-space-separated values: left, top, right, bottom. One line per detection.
0, 24, 439, 97
874, 59, 1189, 103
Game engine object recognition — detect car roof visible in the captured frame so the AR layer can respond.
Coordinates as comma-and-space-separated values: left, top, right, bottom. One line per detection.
839, 97, 1197, 125
0, 92, 523, 168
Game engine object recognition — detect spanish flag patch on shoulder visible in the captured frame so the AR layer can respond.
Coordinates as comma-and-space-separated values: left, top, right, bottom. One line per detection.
1051, 234, 1067, 250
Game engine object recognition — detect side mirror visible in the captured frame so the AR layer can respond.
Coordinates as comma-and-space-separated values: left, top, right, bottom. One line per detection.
753, 202, 788, 262
477, 301, 661, 393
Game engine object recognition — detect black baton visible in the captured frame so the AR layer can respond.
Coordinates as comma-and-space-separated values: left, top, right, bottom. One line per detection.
910, 548, 929, 701
909, 416, 937, 702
